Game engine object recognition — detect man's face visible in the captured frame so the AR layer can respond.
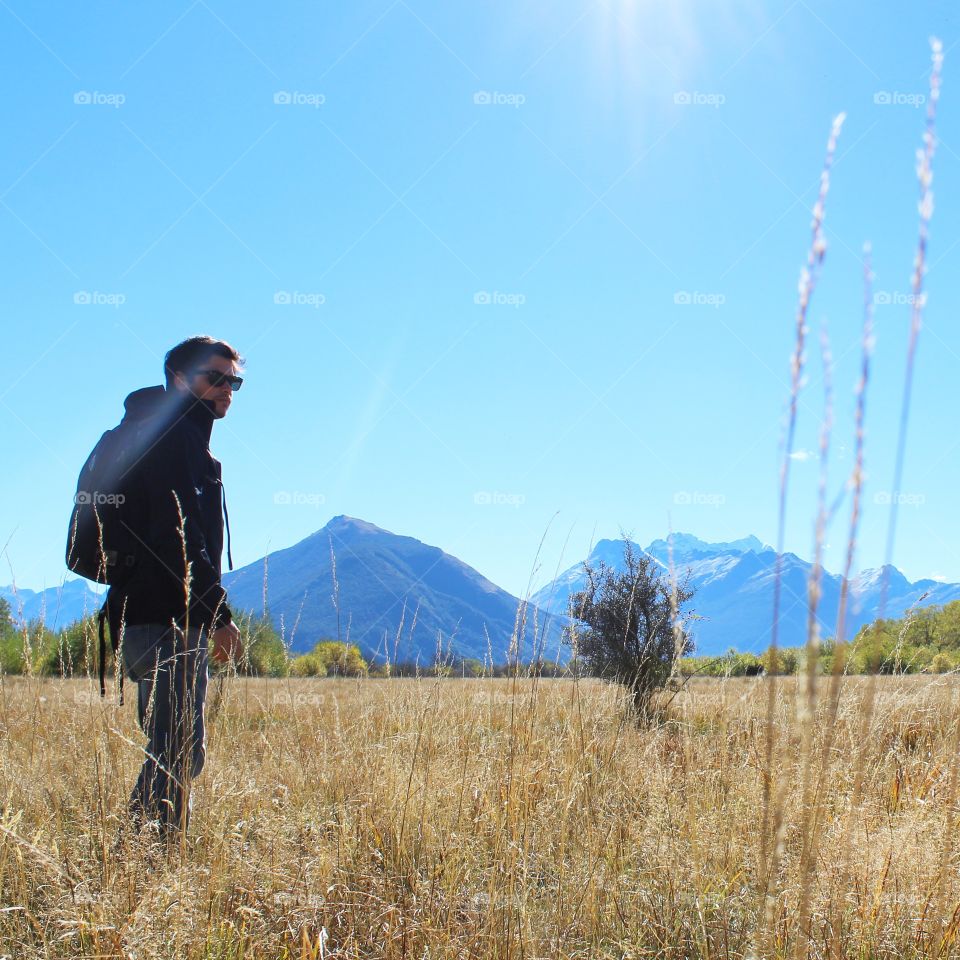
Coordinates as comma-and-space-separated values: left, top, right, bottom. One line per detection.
173, 354, 239, 419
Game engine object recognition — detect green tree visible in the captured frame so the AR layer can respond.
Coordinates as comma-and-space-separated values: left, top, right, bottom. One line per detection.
235, 613, 289, 677
0, 618, 57, 676
730, 652, 763, 676
42, 615, 99, 677
850, 621, 896, 674
0, 597, 26, 674
930, 651, 954, 674
458, 658, 486, 678
760, 646, 800, 675
291, 640, 368, 677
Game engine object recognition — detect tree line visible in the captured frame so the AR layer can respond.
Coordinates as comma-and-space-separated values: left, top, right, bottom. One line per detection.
0, 597, 576, 680
5, 585, 960, 698
679, 601, 960, 676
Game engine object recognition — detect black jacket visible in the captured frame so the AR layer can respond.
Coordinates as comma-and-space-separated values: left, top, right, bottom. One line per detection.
108, 385, 233, 632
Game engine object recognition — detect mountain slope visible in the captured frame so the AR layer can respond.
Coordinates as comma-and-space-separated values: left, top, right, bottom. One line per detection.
1, 579, 104, 629
223, 516, 565, 662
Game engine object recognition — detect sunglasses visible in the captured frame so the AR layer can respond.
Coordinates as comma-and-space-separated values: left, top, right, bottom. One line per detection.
195, 369, 244, 392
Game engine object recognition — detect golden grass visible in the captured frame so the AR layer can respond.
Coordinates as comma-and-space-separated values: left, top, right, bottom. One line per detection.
3, 673, 960, 958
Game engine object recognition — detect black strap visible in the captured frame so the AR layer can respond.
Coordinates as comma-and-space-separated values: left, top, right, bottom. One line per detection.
221, 481, 233, 571
98, 598, 125, 705
98, 603, 108, 698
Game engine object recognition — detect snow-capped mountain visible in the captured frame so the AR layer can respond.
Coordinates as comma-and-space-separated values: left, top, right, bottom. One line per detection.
531, 533, 960, 655
0, 579, 105, 630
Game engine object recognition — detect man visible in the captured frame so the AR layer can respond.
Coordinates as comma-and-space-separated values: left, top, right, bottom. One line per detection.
111, 335, 243, 838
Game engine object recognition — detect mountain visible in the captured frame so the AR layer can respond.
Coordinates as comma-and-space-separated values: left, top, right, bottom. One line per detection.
531, 533, 960, 656
11, 526, 958, 663
1, 579, 104, 629
223, 516, 566, 663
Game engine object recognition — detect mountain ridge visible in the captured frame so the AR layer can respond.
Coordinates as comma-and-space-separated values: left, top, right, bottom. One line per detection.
531, 532, 960, 655
6, 523, 958, 661
221, 515, 563, 662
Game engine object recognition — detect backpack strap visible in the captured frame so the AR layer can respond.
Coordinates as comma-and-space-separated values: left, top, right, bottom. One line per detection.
98, 602, 108, 698
221, 481, 233, 571
98, 598, 125, 705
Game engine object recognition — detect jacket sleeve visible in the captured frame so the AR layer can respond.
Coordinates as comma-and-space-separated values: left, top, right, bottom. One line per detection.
140, 428, 232, 630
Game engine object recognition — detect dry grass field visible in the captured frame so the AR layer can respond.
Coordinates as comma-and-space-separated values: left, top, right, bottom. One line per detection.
3, 672, 960, 959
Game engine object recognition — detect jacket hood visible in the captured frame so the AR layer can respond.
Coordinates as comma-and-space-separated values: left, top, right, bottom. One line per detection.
122, 385, 168, 421
122, 385, 217, 443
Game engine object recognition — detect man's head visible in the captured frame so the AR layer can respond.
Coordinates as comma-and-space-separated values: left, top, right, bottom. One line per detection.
164, 336, 244, 419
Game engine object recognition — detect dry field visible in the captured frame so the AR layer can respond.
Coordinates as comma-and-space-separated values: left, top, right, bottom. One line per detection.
2, 672, 960, 958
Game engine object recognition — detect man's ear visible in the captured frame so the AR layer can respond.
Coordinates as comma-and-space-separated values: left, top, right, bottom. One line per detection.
172, 370, 189, 392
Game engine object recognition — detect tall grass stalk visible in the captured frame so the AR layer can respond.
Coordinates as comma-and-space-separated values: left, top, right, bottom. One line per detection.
835, 40, 945, 949
761, 109, 845, 897
789, 321, 834, 958
880, 37, 944, 617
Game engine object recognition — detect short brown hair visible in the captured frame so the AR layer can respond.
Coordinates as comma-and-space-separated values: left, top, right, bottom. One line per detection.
164, 336, 244, 388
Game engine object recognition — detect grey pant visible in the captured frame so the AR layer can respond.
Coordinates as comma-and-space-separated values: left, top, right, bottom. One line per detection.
123, 623, 209, 832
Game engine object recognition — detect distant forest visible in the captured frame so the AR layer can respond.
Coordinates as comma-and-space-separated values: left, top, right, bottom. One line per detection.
5, 595, 960, 679
681, 599, 960, 676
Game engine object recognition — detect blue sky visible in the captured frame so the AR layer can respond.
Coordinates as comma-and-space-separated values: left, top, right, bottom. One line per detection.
2, 0, 959, 599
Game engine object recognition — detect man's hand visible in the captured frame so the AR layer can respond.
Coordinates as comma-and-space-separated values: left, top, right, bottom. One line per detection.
210, 621, 242, 665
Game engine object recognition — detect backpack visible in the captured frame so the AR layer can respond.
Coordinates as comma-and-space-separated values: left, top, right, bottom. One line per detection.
66, 424, 144, 586
66, 387, 165, 699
